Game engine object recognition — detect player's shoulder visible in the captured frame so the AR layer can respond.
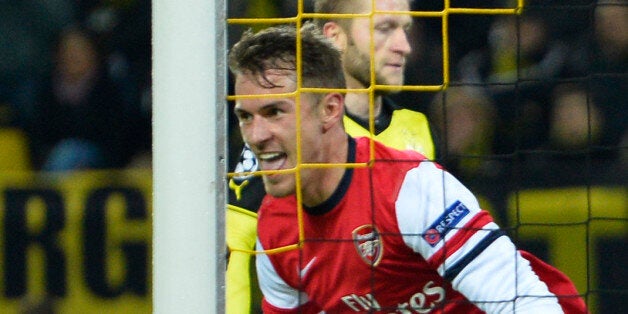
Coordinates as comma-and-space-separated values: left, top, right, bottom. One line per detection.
257, 194, 297, 221
356, 136, 427, 159
379, 141, 426, 161
390, 107, 429, 125
384, 97, 431, 128
256, 195, 300, 249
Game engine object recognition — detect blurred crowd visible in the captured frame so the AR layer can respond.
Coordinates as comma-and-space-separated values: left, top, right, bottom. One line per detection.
459, 0, 624, 191
433, 0, 627, 190
426, 2, 626, 219
0, 0, 624, 189
0, 0, 151, 171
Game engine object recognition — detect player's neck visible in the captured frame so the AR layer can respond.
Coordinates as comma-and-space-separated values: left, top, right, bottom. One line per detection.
344, 92, 383, 120
300, 128, 349, 208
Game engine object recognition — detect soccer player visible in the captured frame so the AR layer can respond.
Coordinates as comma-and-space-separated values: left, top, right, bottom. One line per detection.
229, 23, 586, 313
226, 0, 436, 312
313, 0, 434, 156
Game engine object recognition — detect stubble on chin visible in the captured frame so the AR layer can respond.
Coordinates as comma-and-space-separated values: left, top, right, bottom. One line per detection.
262, 175, 295, 198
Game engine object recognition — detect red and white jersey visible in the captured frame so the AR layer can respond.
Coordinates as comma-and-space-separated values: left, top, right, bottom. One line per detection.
256, 137, 586, 313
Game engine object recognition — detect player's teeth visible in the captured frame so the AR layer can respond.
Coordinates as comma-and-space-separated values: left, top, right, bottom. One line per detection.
258, 153, 281, 160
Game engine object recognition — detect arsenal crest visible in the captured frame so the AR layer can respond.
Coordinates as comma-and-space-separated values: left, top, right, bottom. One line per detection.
352, 225, 383, 266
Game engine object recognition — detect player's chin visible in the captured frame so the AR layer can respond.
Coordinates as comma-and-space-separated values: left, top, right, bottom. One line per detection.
376, 82, 404, 95
262, 176, 295, 198
387, 75, 405, 86
376, 76, 405, 93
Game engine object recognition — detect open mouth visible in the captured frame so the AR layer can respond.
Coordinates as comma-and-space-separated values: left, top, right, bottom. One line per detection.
257, 152, 287, 172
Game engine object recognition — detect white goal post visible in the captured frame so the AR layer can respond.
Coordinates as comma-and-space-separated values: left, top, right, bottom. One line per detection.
152, 0, 227, 313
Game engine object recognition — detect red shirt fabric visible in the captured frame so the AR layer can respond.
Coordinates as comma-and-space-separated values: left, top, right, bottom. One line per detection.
257, 137, 586, 313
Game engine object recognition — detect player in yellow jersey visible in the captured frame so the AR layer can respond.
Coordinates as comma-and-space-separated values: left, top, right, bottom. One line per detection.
314, 0, 435, 157
226, 1, 435, 312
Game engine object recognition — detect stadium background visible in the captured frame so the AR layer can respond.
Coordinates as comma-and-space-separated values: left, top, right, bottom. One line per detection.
0, 0, 625, 313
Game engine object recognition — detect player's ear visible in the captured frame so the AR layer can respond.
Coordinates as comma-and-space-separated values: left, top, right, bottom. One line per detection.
322, 22, 347, 51
320, 92, 344, 131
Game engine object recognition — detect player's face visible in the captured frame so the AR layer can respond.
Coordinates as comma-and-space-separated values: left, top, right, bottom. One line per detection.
234, 70, 322, 198
344, 0, 412, 89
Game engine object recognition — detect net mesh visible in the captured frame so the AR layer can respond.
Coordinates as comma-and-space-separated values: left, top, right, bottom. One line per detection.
226, 1, 627, 312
